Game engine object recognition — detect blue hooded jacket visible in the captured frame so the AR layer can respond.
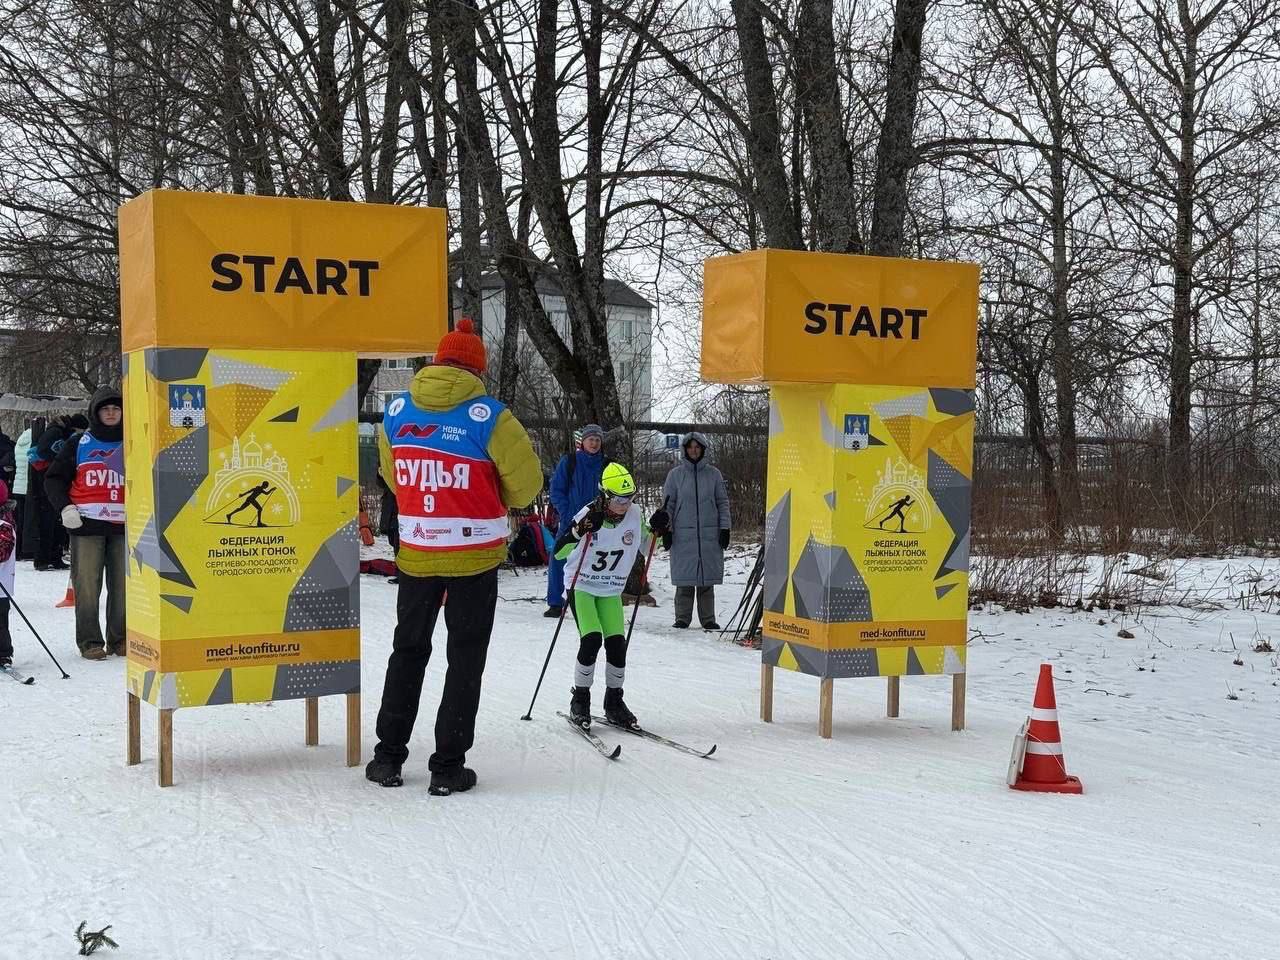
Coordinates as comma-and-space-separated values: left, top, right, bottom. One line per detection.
549, 448, 605, 533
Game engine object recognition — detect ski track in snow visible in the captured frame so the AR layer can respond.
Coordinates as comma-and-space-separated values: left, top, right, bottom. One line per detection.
1, 547, 1278, 958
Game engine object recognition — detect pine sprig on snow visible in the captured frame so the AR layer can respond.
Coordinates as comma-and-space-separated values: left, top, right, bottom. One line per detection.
75, 921, 119, 956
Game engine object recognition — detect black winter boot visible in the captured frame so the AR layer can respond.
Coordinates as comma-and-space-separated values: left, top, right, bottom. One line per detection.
429, 766, 477, 797
603, 687, 639, 730
365, 756, 404, 788
569, 686, 591, 728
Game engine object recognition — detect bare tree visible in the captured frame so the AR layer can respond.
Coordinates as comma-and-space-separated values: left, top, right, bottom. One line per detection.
1069, 0, 1280, 492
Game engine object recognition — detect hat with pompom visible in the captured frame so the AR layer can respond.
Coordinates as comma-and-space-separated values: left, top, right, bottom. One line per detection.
434, 317, 486, 375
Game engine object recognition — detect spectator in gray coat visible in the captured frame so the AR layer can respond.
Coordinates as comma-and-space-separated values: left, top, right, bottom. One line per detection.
662, 431, 731, 630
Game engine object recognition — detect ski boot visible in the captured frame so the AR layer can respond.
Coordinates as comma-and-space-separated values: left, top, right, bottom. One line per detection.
428, 766, 477, 797
569, 686, 591, 728
365, 756, 404, 788
603, 687, 640, 731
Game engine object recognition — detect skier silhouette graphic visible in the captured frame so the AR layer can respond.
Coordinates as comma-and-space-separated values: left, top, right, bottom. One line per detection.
225, 482, 275, 527
879, 494, 914, 533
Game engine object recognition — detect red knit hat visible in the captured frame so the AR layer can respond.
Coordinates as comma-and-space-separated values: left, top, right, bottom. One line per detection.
434, 318, 486, 375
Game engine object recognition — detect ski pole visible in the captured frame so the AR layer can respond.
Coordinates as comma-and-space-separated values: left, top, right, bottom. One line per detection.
520, 529, 593, 721
721, 544, 764, 641
623, 496, 668, 656
0, 578, 70, 678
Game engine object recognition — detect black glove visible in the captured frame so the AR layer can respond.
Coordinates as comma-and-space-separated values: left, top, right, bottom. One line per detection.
719, 529, 730, 550
648, 509, 670, 535
661, 531, 673, 551
576, 510, 606, 537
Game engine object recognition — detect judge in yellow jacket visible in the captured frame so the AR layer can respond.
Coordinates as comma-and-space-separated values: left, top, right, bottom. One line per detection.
368, 319, 542, 794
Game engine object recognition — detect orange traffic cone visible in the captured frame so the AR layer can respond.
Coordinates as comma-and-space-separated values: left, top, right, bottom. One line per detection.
1010, 663, 1083, 794
55, 582, 75, 608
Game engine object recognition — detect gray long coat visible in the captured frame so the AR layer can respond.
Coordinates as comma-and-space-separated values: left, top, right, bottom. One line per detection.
662, 432, 732, 587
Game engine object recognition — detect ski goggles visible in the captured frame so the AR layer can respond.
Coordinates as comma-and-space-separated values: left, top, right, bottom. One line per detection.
606, 494, 635, 511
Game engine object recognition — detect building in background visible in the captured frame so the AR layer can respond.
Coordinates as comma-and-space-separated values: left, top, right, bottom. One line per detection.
0, 326, 112, 435
362, 265, 654, 422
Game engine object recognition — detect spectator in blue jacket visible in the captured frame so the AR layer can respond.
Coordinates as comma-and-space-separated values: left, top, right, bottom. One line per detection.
545, 423, 607, 617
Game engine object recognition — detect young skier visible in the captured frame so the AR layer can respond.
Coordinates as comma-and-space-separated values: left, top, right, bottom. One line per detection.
555, 463, 669, 731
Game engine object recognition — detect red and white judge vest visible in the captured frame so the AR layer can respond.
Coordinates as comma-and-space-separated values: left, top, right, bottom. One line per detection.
383, 393, 507, 552
69, 433, 125, 524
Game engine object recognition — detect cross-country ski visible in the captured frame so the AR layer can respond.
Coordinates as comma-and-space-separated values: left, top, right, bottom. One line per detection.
556, 711, 622, 760
0, 663, 34, 685
591, 716, 717, 759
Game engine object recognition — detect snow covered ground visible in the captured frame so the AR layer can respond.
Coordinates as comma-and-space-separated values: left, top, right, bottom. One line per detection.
2, 547, 1278, 959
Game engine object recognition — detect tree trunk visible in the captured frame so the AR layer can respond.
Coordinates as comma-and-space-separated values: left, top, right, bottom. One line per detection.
1026, 378, 1063, 536
1046, 6, 1078, 523
426, 8, 450, 211
216, 0, 246, 194
1167, 1, 1197, 503
440, 0, 595, 416
729, 0, 804, 249
373, 0, 409, 203
454, 9, 482, 326
314, 0, 351, 202
523, 0, 622, 426
796, 0, 860, 252
869, 0, 927, 255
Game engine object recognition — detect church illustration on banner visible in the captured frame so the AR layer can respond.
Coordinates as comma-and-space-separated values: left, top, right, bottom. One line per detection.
205, 433, 302, 527
863, 456, 932, 535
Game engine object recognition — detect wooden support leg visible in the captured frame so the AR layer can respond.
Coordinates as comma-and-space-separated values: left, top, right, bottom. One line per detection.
158, 708, 174, 788
818, 678, 833, 739
345, 692, 361, 767
886, 676, 901, 718
305, 696, 319, 746
760, 662, 774, 723
952, 673, 966, 731
127, 692, 141, 766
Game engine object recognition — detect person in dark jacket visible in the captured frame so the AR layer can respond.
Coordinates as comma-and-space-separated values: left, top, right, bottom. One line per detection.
662, 432, 731, 630
544, 423, 607, 617
0, 428, 15, 493
45, 388, 124, 659
30, 413, 87, 570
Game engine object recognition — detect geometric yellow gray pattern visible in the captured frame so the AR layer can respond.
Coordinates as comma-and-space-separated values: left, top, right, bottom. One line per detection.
124, 347, 361, 709
762, 384, 971, 678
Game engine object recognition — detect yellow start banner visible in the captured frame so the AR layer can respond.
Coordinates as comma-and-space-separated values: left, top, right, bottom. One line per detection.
701, 249, 979, 388
118, 189, 447, 356
117, 190, 450, 711
124, 348, 361, 708
762, 383, 972, 678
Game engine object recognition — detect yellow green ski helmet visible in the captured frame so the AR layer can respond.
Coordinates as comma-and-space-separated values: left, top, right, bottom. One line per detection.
600, 462, 637, 498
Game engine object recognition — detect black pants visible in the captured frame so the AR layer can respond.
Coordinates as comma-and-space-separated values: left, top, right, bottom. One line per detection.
11, 495, 26, 560
31, 472, 59, 567
373, 567, 498, 772
0, 598, 11, 660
